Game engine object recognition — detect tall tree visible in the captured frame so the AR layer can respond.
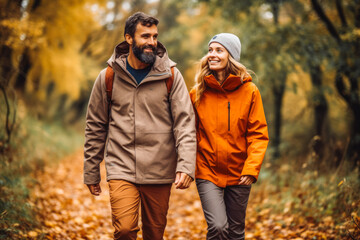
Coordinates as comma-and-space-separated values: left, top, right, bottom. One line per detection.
14, 0, 41, 92
268, 0, 288, 160
311, 0, 360, 167
284, 0, 331, 162
0, 0, 113, 128
0, 0, 23, 150
0, 0, 22, 88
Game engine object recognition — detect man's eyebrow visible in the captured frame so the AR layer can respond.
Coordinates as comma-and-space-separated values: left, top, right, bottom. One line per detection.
140, 33, 158, 37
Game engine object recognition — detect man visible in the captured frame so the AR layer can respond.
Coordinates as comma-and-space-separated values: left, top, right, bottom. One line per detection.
83, 12, 196, 240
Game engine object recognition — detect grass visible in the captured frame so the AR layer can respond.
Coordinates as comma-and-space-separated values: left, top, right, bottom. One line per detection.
0, 112, 84, 239
253, 157, 360, 238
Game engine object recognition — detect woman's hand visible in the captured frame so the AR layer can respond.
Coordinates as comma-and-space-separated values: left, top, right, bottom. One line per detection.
239, 175, 255, 185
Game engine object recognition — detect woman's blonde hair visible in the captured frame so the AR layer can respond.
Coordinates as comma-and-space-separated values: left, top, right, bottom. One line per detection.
192, 54, 251, 108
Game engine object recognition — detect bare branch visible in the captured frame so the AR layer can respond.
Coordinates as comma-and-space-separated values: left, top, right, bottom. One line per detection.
0, 83, 11, 145
347, 228, 356, 240
270, 1, 279, 25
335, 0, 347, 27
9, 91, 16, 135
335, 70, 350, 104
311, 0, 341, 43
353, 1, 360, 28
352, 215, 360, 230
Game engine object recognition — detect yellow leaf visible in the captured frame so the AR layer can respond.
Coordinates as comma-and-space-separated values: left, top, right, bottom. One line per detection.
44, 220, 56, 227
74, 217, 84, 225
28, 231, 38, 237
338, 180, 344, 187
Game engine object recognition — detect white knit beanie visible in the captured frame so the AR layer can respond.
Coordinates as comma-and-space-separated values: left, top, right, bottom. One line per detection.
208, 33, 241, 61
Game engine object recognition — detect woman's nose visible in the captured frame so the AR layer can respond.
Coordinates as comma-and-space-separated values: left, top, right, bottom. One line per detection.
208, 51, 215, 57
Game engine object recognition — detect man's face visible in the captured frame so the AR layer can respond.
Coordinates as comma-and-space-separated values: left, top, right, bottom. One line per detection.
131, 24, 158, 64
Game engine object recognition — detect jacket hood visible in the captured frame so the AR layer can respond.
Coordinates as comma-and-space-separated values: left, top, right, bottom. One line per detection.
107, 41, 176, 72
204, 74, 252, 91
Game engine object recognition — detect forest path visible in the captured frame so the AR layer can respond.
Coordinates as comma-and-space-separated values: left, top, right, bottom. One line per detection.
28, 150, 340, 239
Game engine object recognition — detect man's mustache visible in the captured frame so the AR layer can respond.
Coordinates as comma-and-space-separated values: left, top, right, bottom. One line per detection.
142, 45, 157, 52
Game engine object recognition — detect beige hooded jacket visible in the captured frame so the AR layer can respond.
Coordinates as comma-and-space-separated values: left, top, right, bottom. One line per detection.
84, 41, 196, 185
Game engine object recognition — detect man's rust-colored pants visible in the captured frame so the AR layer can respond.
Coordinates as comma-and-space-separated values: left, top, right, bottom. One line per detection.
108, 180, 172, 240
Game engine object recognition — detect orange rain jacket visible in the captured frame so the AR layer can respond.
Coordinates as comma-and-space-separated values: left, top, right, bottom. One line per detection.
190, 74, 269, 188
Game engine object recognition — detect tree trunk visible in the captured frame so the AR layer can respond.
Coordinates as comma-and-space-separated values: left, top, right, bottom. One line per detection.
346, 87, 360, 167
309, 64, 328, 167
335, 42, 360, 167
14, 47, 31, 92
311, 0, 360, 170
348, 104, 360, 166
269, 0, 284, 162
0, 84, 16, 151
335, 69, 360, 167
0, 0, 23, 86
272, 74, 286, 160
13, 0, 43, 92
309, 64, 328, 137
0, 0, 22, 151
0, 45, 14, 86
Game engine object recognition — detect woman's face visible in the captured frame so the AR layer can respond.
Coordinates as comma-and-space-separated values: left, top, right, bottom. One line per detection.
207, 42, 229, 72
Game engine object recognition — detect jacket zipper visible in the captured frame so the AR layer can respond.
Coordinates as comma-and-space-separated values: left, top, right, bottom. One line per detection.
133, 89, 137, 180
228, 102, 230, 131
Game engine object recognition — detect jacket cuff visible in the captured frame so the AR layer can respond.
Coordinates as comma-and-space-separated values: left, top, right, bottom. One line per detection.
176, 167, 195, 180
240, 169, 260, 182
84, 173, 101, 185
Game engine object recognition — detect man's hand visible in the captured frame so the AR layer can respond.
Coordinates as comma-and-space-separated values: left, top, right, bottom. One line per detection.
175, 172, 193, 189
239, 175, 255, 185
87, 183, 102, 196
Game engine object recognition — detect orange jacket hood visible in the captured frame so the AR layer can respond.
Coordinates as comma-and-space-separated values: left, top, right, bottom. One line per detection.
204, 74, 252, 92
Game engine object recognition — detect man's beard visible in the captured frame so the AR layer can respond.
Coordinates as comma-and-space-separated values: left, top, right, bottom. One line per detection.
132, 40, 157, 65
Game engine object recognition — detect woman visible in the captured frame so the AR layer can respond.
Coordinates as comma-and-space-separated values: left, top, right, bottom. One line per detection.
190, 33, 269, 239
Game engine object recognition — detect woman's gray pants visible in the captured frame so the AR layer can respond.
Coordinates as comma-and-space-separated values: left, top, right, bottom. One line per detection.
196, 179, 251, 240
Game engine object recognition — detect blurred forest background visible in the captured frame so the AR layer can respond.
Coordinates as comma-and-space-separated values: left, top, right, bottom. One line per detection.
1, 0, 360, 239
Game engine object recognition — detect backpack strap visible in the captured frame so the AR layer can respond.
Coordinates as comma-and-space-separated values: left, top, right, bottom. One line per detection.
105, 65, 114, 115
165, 66, 175, 96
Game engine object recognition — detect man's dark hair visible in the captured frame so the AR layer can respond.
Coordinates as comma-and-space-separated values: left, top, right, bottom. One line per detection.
124, 12, 159, 38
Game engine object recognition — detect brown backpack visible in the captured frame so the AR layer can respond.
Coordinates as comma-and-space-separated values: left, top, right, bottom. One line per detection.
105, 65, 175, 112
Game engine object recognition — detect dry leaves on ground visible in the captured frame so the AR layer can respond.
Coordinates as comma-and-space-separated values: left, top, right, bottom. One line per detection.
22, 150, 357, 239
27, 150, 207, 240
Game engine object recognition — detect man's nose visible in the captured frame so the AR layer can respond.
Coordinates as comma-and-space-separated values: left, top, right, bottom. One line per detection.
148, 37, 156, 46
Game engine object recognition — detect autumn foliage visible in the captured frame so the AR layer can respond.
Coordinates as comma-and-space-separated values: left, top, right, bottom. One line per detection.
15, 151, 358, 240
1, 0, 360, 239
